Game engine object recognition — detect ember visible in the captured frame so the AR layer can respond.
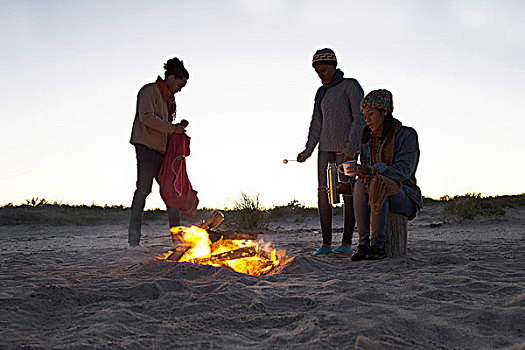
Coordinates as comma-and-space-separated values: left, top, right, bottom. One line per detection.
157, 212, 285, 276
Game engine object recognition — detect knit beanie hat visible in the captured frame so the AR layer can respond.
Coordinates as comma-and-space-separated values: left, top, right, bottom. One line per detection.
312, 48, 337, 67
360, 89, 394, 113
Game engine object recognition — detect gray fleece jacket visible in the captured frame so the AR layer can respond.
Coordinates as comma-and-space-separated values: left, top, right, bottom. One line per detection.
305, 78, 366, 157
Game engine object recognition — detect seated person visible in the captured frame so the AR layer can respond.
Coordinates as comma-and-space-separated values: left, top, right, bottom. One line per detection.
346, 89, 422, 260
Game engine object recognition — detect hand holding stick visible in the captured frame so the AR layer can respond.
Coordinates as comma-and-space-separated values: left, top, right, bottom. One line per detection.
296, 150, 310, 163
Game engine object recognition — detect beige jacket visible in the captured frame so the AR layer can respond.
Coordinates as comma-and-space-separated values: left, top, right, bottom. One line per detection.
130, 82, 177, 153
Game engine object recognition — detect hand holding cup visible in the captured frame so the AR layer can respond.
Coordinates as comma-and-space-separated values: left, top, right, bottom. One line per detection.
338, 160, 358, 179
342, 163, 378, 178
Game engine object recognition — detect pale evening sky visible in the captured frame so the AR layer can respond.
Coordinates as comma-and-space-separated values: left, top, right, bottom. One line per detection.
1, 0, 524, 209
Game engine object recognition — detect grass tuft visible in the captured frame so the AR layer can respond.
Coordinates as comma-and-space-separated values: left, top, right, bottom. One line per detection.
269, 199, 316, 219
227, 192, 269, 229
441, 193, 507, 221
24, 197, 50, 207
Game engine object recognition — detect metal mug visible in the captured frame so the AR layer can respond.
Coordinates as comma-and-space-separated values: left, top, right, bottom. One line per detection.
338, 160, 357, 179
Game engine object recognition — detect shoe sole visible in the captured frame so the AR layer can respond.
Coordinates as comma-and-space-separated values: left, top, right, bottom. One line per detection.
351, 254, 367, 261
367, 256, 386, 260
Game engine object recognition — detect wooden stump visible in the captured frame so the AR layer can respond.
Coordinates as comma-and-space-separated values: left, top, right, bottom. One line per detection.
385, 213, 408, 258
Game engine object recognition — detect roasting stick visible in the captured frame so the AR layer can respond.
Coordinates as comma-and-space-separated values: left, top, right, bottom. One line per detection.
282, 159, 298, 164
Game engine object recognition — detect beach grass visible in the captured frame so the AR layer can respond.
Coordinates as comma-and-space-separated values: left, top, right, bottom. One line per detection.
440, 193, 525, 221
227, 192, 269, 229
1, 194, 523, 227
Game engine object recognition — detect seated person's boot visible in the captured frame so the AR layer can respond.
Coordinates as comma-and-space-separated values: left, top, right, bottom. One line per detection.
351, 245, 369, 261
368, 245, 386, 260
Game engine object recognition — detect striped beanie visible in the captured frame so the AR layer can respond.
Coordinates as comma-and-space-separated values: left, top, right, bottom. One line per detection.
360, 89, 394, 113
312, 48, 337, 67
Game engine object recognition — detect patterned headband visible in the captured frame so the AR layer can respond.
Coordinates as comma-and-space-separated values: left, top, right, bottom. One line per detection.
312, 52, 337, 65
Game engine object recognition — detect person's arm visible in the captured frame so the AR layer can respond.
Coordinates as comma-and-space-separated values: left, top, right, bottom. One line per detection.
376, 128, 419, 182
298, 88, 322, 161
343, 79, 365, 159
347, 128, 419, 181
305, 88, 323, 154
137, 86, 179, 134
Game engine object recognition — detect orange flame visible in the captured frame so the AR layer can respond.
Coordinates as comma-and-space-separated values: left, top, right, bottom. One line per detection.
157, 226, 283, 276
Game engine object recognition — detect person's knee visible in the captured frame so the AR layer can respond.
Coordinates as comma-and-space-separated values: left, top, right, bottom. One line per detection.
353, 179, 366, 195
134, 187, 151, 199
317, 186, 328, 196
317, 186, 331, 208
136, 176, 154, 192
342, 194, 353, 206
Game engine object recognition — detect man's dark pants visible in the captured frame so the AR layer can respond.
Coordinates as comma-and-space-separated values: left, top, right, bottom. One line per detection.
129, 144, 180, 245
317, 150, 355, 246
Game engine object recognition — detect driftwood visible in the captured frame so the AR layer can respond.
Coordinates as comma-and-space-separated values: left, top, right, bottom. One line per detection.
385, 213, 408, 258
257, 261, 279, 275
199, 211, 224, 230
208, 229, 262, 243
193, 246, 257, 264
199, 211, 263, 242
209, 246, 257, 261
166, 245, 192, 261
256, 249, 274, 261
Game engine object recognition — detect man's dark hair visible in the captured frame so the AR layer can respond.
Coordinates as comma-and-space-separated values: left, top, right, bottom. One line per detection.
381, 112, 394, 139
164, 57, 189, 80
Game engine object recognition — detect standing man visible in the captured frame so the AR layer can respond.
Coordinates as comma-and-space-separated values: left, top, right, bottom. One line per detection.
128, 57, 189, 253
297, 48, 366, 255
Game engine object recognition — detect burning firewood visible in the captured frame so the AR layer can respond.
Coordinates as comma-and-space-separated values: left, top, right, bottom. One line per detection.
199, 211, 224, 231
199, 211, 262, 242
256, 248, 274, 261
158, 210, 285, 276
193, 246, 257, 264
208, 229, 262, 243
171, 211, 226, 245
165, 244, 192, 261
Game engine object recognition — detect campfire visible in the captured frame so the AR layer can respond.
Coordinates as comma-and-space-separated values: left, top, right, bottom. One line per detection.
157, 211, 285, 276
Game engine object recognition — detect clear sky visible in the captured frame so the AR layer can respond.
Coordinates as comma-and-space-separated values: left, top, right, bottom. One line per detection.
1, 0, 524, 209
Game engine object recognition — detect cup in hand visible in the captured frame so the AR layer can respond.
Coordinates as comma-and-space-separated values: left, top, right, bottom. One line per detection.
338, 160, 357, 179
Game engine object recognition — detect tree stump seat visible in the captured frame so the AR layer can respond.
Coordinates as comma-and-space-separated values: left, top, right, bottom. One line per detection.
385, 213, 408, 257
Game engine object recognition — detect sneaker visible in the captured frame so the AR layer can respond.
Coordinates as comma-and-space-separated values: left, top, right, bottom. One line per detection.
313, 246, 332, 255
351, 245, 369, 261
368, 245, 386, 260
128, 243, 150, 253
334, 244, 353, 253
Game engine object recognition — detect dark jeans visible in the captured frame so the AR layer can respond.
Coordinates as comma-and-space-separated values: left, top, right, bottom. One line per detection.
317, 150, 355, 246
353, 177, 415, 248
128, 144, 180, 245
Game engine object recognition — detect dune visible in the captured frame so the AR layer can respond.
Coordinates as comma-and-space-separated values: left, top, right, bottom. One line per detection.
1, 204, 524, 349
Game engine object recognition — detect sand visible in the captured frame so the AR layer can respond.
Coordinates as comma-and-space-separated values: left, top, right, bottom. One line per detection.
1, 204, 524, 349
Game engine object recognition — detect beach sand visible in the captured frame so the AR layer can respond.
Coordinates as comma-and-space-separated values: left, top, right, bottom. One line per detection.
1, 204, 524, 349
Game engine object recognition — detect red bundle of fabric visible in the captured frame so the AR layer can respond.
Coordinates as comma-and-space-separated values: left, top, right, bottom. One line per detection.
159, 132, 199, 218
